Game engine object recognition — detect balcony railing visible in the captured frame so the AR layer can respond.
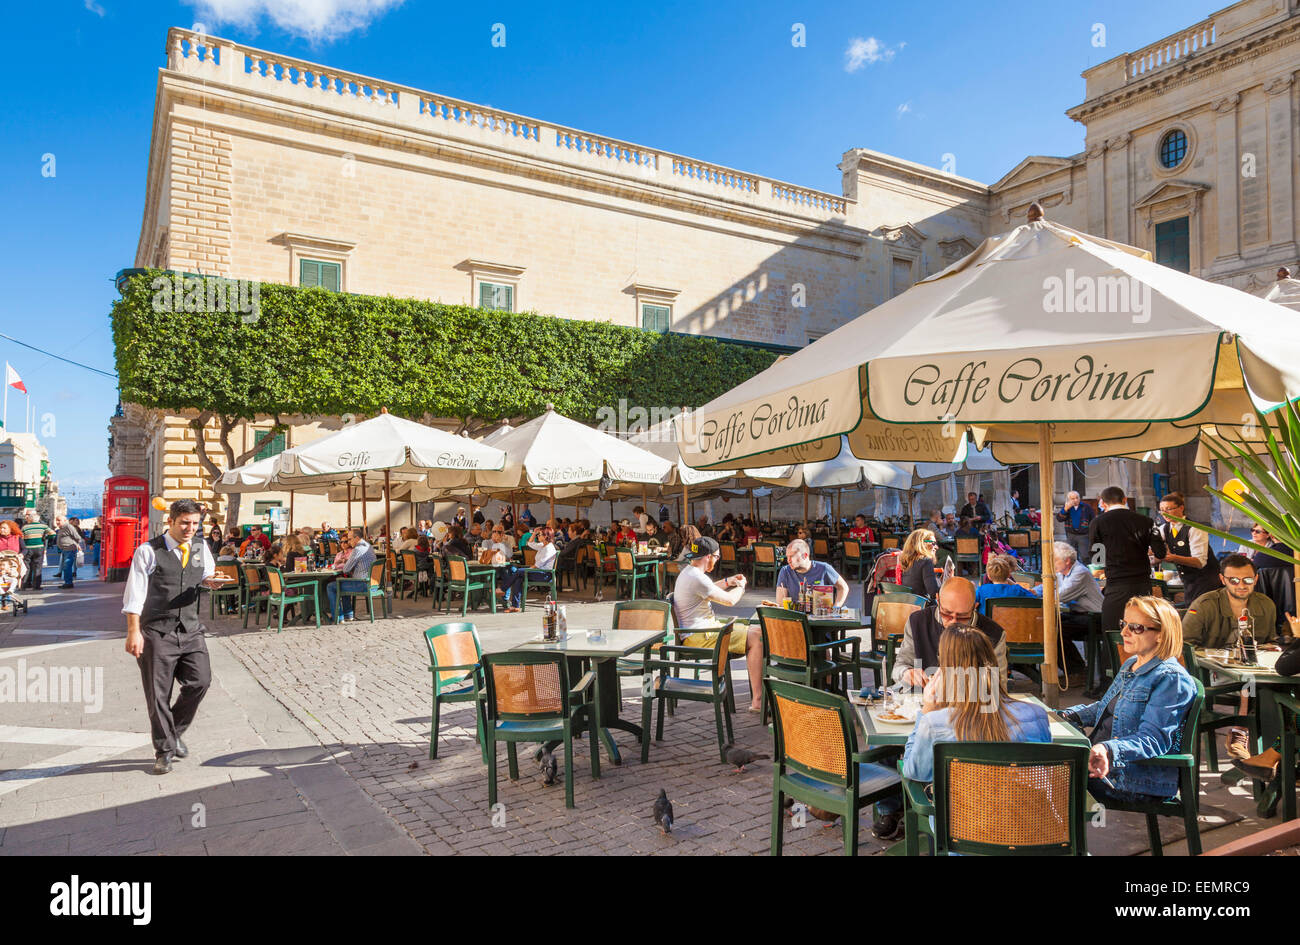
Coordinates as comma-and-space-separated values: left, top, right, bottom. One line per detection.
1125, 17, 1216, 81
165, 27, 850, 221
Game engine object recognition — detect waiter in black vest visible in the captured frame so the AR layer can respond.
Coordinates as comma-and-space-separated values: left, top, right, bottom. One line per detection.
1088, 486, 1167, 639
1155, 491, 1220, 603
123, 499, 223, 775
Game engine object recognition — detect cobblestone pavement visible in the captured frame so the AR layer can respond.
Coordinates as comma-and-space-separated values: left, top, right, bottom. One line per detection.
2, 568, 1271, 855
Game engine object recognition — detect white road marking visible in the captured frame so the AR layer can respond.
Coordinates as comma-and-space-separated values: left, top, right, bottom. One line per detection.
0, 726, 152, 797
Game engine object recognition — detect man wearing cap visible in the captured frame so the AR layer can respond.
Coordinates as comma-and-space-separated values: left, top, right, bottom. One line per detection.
123, 499, 228, 775
675, 536, 765, 712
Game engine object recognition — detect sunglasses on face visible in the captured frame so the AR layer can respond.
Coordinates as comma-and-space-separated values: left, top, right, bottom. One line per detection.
1120, 621, 1158, 634
1225, 576, 1257, 586
1250, 528, 1267, 534
923, 539, 937, 545
939, 607, 974, 622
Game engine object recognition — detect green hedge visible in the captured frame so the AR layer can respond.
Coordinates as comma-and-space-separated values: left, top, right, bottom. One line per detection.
111, 270, 782, 426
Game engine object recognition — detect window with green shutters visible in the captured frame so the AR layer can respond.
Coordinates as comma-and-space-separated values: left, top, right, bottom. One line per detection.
253, 430, 286, 461
478, 281, 514, 311
1154, 217, 1190, 273
300, 258, 342, 291
641, 303, 671, 332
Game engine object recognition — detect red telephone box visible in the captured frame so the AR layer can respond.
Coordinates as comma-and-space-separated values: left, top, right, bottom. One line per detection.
101, 476, 149, 582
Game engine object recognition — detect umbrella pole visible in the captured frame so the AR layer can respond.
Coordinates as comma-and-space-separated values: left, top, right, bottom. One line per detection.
803, 485, 809, 530
289, 490, 294, 534
360, 474, 368, 538
384, 470, 392, 551
1037, 424, 1060, 706
347, 489, 352, 529
549, 486, 555, 523
681, 482, 688, 529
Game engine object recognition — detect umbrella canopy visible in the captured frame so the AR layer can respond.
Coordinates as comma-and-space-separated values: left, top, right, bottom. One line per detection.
912, 446, 1006, 484
470, 405, 673, 497
272, 410, 506, 488
679, 205, 1300, 701
756, 436, 913, 491
213, 456, 282, 494
679, 216, 1300, 469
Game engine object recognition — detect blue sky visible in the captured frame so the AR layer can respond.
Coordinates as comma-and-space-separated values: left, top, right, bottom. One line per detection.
0, 0, 1217, 495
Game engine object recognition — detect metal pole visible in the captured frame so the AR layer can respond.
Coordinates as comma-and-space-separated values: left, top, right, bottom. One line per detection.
549, 485, 556, 522
360, 473, 368, 537
289, 490, 294, 534
384, 469, 393, 551
1038, 423, 1060, 706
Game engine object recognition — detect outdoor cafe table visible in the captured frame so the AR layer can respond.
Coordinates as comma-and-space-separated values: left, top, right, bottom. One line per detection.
852, 693, 1089, 749
511, 627, 666, 768
283, 569, 337, 623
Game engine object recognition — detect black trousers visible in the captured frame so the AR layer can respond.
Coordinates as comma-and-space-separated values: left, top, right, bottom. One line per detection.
1101, 579, 1151, 658
137, 622, 211, 756
22, 549, 44, 589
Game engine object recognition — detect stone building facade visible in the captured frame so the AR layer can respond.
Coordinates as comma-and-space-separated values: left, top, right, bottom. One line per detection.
112, 0, 1300, 529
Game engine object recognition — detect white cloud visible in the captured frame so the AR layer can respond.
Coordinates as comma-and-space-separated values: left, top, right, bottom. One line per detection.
189, 0, 405, 43
84, 0, 106, 15
845, 36, 900, 72
896, 102, 911, 117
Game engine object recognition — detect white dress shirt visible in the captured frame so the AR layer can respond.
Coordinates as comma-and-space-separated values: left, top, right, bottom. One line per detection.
121, 533, 216, 616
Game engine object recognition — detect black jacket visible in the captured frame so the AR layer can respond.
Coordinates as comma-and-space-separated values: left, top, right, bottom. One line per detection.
900, 557, 940, 600
1089, 507, 1166, 584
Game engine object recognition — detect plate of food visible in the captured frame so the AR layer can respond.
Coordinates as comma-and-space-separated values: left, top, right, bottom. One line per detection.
870, 702, 919, 726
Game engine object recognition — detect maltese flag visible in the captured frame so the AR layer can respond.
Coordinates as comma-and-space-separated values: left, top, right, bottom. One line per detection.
6, 363, 26, 394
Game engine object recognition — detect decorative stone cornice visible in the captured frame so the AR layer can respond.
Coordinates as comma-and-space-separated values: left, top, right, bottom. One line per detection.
1265, 72, 1295, 95
1106, 133, 1132, 151
1212, 92, 1241, 113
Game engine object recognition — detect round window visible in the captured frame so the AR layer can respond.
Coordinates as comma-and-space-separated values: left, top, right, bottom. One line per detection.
1159, 129, 1188, 169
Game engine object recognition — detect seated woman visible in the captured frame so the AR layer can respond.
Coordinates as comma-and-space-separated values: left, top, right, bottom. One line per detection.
216, 543, 240, 563
974, 555, 1037, 610
872, 625, 1050, 840
898, 529, 940, 599
282, 534, 307, 571
500, 526, 557, 612
443, 525, 474, 559
395, 527, 420, 552
1058, 596, 1197, 807
266, 540, 289, 570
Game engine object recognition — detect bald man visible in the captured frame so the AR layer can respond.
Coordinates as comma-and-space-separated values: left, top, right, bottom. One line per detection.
891, 577, 1008, 688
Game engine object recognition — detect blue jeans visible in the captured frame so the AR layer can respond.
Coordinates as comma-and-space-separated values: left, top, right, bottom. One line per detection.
327, 578, 369, 620
60, 549, 78, 585
502, 568, 552, 607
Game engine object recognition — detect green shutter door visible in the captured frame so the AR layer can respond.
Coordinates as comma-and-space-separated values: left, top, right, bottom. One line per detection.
300, 259, 341, 290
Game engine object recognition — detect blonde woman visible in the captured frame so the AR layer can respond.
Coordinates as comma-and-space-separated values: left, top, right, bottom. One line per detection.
872, 626, 1050, 840
1059, 596, 1197, 806
899, 528, 940, 599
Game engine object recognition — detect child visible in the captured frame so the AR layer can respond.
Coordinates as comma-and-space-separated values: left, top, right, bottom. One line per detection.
0, 551, 23, 611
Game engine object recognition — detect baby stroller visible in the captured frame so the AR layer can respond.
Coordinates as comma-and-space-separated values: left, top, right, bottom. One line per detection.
0, 551, 28, 616
983, 525, 1027, 570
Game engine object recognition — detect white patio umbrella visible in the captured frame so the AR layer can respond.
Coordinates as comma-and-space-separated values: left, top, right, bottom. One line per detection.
679, 204, 1300, 698
271, 408, 506, 542
425, 404, 674, 520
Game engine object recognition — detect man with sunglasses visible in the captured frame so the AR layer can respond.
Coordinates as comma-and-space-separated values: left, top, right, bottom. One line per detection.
1182, 554, 1277, 649
890, 577, 1007, 689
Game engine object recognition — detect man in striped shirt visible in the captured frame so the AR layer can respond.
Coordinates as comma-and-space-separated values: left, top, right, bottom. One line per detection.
21, 511, 53, 590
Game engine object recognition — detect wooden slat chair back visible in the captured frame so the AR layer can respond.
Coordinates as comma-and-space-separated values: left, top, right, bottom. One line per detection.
773, 688, 848, 782
616, 550, 635, 571
266, 568, 285, 595
524, 546, 537, 567
613, 604, 670, 632
1008, 532, 1030, 551
955, 537, 981, 557
871, 594, 925, 644
430, 626, 482, 684
881, 535, 900, 550
369, 561, 385, 587
842, 540, 861, 561
755, 543, 776, 565
216, 563, 239, 582
448, 556, 469, 582
813, 537, 830, 558
762, 610, 812, 665
719, 542, 737, 565
243, 565, 264, 590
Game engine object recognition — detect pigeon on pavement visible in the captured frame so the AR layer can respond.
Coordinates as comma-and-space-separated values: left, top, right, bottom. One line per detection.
540, 748, 558, 786
724, 744, 770, 773
653, 789, 674, 834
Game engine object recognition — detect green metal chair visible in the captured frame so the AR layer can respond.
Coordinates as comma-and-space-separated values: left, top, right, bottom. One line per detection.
879, 581, 909, 595
482, 651, 597, 810
423, 622, 487, 763
519, 545, 557, 612
954, 536, 983, 580
1088, 671, 1206, 856
767, 678, 901, 856
756, 606, 861, 708
902, 742, 1090, 856
264, 567, 320, 632
612, 599, 673, 678
428, 554, 447, 612
615, 548, 658, 600
839, 539, 869, 581
1180, 641, 1254, 773
208, 562, 242, 618
336, 560, 391, 622
241, 564, 269, 628
866, 592, 927, 686
640, 619, 737, 763
1275, 691, 1298, 823
443, 555, 496, 616
395, 551, 428, 600
717, 541, 740, 576
752, 542, 781, 588
982, 597, 1045, 685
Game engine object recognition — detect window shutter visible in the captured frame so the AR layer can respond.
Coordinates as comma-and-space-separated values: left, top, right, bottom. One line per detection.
321, 262, 340, 291
641, 303, 670, 332
300, 259, 320, 288
479, 282, 493, 309
300, 259, 341, 290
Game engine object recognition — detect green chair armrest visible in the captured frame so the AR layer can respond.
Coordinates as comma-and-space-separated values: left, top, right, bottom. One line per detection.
1274, 692, 1300, 715
656, 644, 714, 658
642, 658, 714, 672
1131, 752, 1196, 768
429, 662, 480, 673
902, 779, 934, 817
571, 671, 596, 695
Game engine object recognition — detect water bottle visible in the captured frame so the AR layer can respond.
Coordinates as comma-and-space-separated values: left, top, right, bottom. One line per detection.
556, 605, 568, 643
1238, 611, 1257, 665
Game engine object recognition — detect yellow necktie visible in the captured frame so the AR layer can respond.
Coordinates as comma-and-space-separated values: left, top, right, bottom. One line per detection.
180, 543, 190, 568
1171, 524, 1180, 538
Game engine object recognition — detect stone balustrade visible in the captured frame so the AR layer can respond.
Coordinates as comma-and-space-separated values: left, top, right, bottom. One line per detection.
1125, 17, 1216, 80
164, 27, 849, 222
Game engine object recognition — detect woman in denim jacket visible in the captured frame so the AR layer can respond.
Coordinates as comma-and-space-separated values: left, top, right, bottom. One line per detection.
1059, 595, 1197, 805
